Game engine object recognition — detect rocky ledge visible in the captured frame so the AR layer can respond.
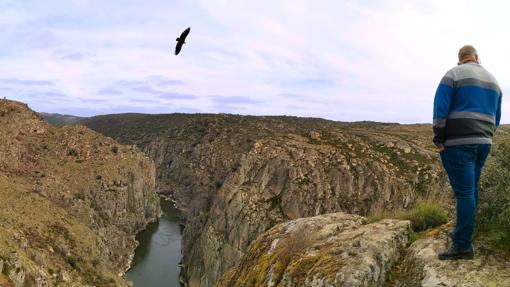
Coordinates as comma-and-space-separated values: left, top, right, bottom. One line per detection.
395, 227, 510, 287
217, 213, 411, 287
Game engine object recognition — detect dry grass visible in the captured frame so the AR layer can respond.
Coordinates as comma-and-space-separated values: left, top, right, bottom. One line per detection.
369, 199, 448, 232
478, 136, 510, 251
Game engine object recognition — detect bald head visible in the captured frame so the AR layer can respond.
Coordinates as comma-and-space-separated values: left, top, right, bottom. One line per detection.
458, 45, 479, 65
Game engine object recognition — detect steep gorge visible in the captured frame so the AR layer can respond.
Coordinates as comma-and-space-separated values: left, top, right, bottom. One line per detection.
83, 114, 450, 286
0, 100, 160, 286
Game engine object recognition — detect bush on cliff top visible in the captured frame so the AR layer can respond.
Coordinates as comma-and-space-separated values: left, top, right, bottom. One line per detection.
369, 200, 447, 232
397, 201, 448, 232
478, 140, 510, 250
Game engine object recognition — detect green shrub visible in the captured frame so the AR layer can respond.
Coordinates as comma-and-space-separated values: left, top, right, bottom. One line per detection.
1, 261, 11, 276
66, 256, 79, 270
397, 201, 448, 232
368, 200, 447, 232
478, 140, 510, 250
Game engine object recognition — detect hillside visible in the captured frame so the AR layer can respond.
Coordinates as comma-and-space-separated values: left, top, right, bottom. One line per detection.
82, 113, 454, 286
38, 112, 86, 126
0, 100, 160, 286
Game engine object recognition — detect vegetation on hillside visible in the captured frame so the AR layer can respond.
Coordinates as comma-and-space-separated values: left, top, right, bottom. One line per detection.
0, 100, 159, 286
39, 112, 86, 126
478, 133, 510, 251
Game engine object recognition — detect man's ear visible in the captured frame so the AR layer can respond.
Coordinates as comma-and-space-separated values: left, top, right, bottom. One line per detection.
475, 54, 481, 64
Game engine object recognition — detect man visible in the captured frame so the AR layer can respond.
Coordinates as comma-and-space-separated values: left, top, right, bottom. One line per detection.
433, 45, 502, 260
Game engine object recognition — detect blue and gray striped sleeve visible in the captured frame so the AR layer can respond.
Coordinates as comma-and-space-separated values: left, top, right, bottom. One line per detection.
433, 72, 454, 147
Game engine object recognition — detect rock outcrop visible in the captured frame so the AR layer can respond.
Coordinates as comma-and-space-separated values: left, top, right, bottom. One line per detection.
217, 213, 411, 287
83, 114, 449, 286
0, 100, 160, 286
394, 227, 510, 287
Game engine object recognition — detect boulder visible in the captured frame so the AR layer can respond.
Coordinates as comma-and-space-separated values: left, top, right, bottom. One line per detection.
217, 213, 411, 287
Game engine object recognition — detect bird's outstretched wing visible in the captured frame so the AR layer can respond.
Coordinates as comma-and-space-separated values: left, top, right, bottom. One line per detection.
174, 27, 190, 55
180, 27, 191, 41
175, 42, 183, 55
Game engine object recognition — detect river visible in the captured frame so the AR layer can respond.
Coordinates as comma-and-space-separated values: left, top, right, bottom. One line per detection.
126, 198, 183, 286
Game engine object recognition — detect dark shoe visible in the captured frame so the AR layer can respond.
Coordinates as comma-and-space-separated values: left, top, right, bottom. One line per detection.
438, 245, 474, 260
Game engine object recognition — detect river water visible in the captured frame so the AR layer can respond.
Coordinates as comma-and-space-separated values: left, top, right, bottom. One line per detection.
126, 199, 183, 286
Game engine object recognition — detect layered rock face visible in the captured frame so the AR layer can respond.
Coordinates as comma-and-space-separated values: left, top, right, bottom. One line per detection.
0, 100, 160, 286
217, 213, 411, 287
83, 114, 449, 286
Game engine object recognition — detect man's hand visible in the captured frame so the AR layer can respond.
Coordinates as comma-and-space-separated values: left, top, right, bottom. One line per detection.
436, 145, 445, 153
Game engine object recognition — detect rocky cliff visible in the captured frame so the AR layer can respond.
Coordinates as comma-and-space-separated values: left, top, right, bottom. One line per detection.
83, 114, 450, 286
0, 100, 160, 286
216, 213, 411, 287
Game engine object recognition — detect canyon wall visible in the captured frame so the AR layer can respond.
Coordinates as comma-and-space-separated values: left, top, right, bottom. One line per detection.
83, 114, 449, 286
0, 100, 160, 286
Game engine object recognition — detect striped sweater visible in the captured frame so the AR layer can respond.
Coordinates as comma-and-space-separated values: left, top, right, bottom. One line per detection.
433, 62, 502, 147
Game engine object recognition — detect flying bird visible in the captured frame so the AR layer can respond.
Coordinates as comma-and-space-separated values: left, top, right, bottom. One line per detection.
175, 27, 190, 55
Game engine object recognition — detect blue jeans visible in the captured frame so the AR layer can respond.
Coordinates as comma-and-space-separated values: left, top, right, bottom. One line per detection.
440, 144, 491, 250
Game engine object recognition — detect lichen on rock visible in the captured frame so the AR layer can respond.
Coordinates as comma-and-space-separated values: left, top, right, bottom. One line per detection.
217, 213, 411, 287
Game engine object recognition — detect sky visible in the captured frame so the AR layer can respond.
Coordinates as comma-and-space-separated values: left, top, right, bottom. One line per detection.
1, 0, 509, 123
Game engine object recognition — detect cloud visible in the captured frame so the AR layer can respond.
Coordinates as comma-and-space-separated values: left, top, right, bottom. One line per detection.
148, 75, 187, 86
0, 78, 53, 86
279, 93, 307, 99
131, 85, 196, 100
37, 92, 68, 98
61, 52, 86, 61
22, 30, 59, 49
98, 88, 123, 95
116, 80, 147, 87
9, 91, 72, 107
77, 97, 109, 104
209, 95, 266, 114
127, 97, 161, 103
211, 95, 261, 105
1, 1, 509, 123
157, 91, 195, 100
298, 78, 336, 87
